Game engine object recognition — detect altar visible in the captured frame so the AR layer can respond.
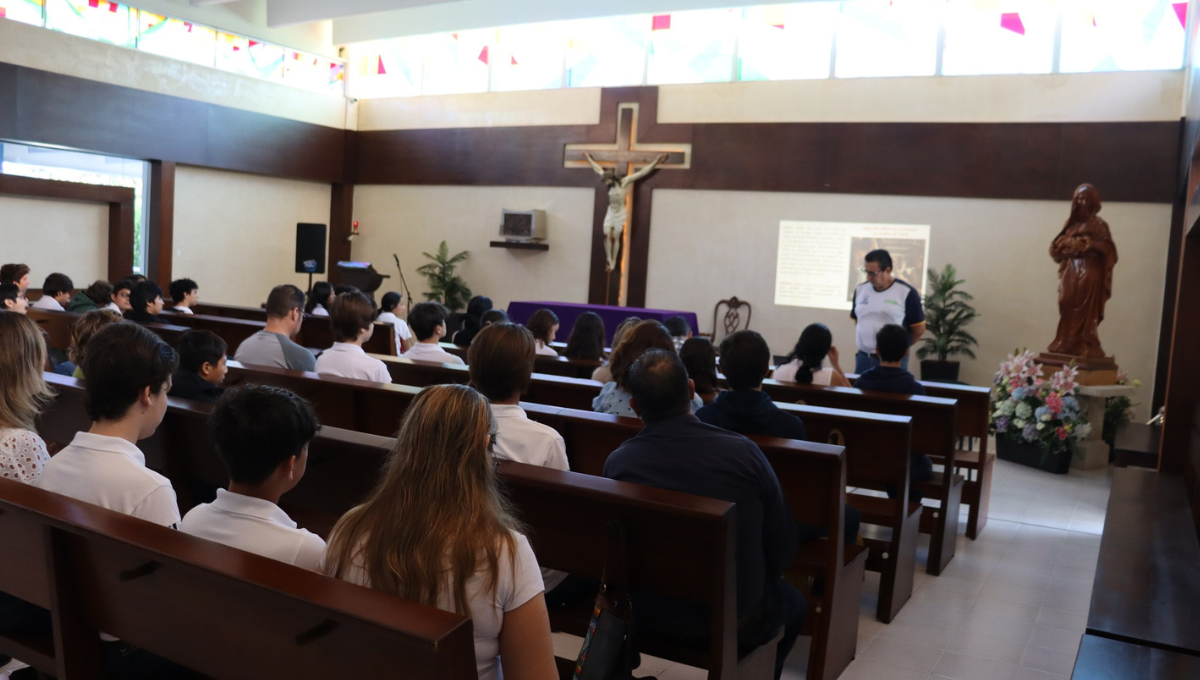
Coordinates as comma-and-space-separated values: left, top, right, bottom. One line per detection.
506, 301, 699, 345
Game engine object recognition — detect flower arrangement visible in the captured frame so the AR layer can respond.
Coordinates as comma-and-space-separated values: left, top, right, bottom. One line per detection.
1102, 370, 1141, 447
989, 350, 1091, 460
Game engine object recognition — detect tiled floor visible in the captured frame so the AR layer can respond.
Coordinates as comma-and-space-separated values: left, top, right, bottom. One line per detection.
551, 452, 1112, 680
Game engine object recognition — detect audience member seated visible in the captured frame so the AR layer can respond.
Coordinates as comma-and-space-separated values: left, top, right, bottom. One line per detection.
526, 309, 560, 357
591, 316, 641, 383
124, 281, 166, 324
698, 330, 806, 439
452, 295, 494, 347
315, 291, 391, 383
125, 273, 147, 286
30, 272, 73, 312
324, 384, 556, 680
0, 263, 30, 291
169, 330, 228, 404
168, 278, 199, 314
603, 349, 804, 680
480, 308, 509, 327
181, 385, 325, 571
564, 311, 606, 362
305, 281, 333, 317
0, 284, 27, 314
68, 279, 112, 313
593, 320, 702, 418
104, 279, 134, 314
332, 284, 357, 297
68, 309, 123, 379
773, 323, 850, 387
664, 315, 693, 353
679, 337, 720, 405
35, 322, 197, 679
376, 291, 414, 353
401, 302, 465, 365
234, 284, 317, 372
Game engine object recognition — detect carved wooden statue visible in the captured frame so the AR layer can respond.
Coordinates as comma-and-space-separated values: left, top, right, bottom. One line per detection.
584, 152, 667, 272
1047, 184, 1118, 360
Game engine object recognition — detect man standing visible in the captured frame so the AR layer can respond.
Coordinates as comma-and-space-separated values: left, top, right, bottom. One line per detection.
850, 249, 925, 373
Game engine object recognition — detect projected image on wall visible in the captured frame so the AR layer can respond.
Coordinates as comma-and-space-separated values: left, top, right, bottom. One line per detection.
775, 221, 931, 311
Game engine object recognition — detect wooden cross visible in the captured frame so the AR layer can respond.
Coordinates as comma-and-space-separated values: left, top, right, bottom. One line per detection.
564, 103, 692, 305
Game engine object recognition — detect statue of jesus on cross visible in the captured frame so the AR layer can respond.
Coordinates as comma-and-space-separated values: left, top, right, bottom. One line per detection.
585, 152, 668, 272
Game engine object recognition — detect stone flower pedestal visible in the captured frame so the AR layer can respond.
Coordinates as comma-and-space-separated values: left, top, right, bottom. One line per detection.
1073, 384, 1135, 470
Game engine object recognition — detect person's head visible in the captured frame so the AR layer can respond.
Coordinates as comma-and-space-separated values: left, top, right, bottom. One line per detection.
380, 291, 402, 314
408, 301, 450, 342
323, 384, 521, 615
609, 316, 643, 355
664, 316, 691, 341
41, 273, 74, 305
68, 309, 124, 366
679, 337, 719, 395
480, 309, 509, 327
628, 349, 694, 424
719, 330, 771, 391
786, 323, 834, 384
608, 320, 675, 388
83, 280, 113, 306
126, 274, 147, 285
330, 290, 377, 344
265, 284, 306, 337
332, 284, 357, 297
177, 330, 228, 387
210, 385, 319, 493
130, 281, 164, 316
468, 322, 536, 402
601, 167, 618, 188
875, 324, 910, 364
82, 322, 179, 437
305, 281, 333, 314
526, 308, 559, 345
864, 249, 894, 291
111, 279, 134, 312
463, 295, 494, 327
1, 264, 30, 292
0, 284, 27, 314
565, 311, 606, 362
169, 278, 199, 307
0, 313, 54, 431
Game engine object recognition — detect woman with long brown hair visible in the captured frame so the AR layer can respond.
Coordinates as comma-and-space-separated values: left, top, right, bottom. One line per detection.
592, 320, 704, 417
323, 384, 555, 680
0, 313, 55, 484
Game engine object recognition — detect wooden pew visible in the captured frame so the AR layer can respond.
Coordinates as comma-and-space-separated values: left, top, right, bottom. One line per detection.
29, 308, 189, 351
0, 477, 477, 680
373, 355, 603, 412
1070, 633, 1200, 679
162, 310, 398, 356
186, 302, 267, 321
436, 342, 602, 380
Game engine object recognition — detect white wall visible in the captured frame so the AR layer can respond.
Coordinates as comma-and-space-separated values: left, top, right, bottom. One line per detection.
351, 185, 594, 311
172, 165, 331, 307
0, 195, 108, 285
645, 189, 1170, 419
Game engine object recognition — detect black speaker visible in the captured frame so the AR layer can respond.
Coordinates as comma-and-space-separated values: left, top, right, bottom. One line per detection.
295, 223, 327, 274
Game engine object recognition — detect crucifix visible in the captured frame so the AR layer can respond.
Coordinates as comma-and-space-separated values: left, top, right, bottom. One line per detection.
565, 103, 692, 306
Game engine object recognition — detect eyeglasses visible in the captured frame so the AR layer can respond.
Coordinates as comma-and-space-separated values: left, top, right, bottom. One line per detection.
859, 267, 885, 278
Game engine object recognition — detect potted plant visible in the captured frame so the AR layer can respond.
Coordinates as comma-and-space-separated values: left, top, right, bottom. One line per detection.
916, 264, 979, 383
989, 350, 1092, 474
416, 241, 472, 319
1102, 370, 1140, 451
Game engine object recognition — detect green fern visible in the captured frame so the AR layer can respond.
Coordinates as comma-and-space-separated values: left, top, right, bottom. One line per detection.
916, 264, 980, 362
416, 241, 472, 313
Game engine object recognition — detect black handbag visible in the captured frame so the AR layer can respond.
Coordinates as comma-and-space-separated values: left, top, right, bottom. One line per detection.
572, 520, 633, 680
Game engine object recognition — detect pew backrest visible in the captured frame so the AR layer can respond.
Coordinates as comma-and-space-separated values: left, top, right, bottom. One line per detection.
374, 355, 603, 411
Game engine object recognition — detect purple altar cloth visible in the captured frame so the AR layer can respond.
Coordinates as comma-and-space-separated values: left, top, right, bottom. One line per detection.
506, 301, 699, 345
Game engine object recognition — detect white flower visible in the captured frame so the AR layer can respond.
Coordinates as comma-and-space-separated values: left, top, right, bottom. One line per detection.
1014, 419, 1027, 429
1073, 423, 1092, 440
1037, 422, 1045, 430
1015, 403, 1033, 420
1041, 412, 1052, 422
1001, 401, 1017, 416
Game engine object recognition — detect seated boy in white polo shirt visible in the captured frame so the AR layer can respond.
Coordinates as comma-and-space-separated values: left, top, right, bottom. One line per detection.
180, 385, 326, 571
314, 290, 391, 383
400, 301, 465, 365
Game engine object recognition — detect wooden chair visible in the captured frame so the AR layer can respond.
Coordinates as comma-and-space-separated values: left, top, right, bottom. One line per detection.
710, 297, 752, 344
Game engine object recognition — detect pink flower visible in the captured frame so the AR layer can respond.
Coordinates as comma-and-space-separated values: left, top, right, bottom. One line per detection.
1045, 392, 1063, 415
1056, 426, 1068, 440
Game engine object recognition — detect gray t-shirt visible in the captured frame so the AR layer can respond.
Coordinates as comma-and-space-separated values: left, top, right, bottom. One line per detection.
234, 331, 316, 372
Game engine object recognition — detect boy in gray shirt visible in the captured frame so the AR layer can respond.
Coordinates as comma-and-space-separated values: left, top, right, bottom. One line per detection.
233, 284, 316, 372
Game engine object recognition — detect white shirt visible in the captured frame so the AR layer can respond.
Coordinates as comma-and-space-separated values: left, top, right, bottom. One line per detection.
0, 428, 50, 484
180, 489, 326, 571
30, 296, 64, 312
491, 404, 568, 470
534, 341, 558, 357
310, 304, 329, 317
402, 342, 465, 365
341, 531, 544, 680
316, 342, 392, 382
377, 311, 413, 351
101, 301, 120, 313
36, 431, 181, 528
173, 305, 194, 315
850, 279, 924, 354
773, 359, 834, 386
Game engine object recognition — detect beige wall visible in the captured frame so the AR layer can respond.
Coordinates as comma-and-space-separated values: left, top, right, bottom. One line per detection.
645, 189, 1170, 419
172, 166, 331, 308
0, 195, 108, 285
351, 186, 594, 312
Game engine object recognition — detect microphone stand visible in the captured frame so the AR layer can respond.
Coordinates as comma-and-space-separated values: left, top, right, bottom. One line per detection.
393, 254, 414, 316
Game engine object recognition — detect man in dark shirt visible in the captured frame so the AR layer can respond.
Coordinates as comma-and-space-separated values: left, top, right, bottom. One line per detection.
697, 330, 807, 440
168, 330, 227, 405
603, 349, 804, 680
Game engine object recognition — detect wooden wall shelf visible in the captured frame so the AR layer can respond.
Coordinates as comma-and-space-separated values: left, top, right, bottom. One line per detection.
490, 240, 549, 251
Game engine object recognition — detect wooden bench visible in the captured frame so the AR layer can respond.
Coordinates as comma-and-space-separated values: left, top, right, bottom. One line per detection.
163, 310, 398, 356
373, 355, 603, 412
1071, 633, 1200, 679
30, 308, 189, 351
0, 477, 476, 680
436, 342, 602, 380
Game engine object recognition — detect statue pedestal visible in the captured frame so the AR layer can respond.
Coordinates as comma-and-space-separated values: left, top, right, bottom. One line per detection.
1036, 352, 1119, 386
1070, 384, 1135, 471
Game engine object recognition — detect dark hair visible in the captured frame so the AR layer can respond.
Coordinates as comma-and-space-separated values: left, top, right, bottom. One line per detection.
178, 330, 227, 374
663, 315, 690, 338
0, 284, 20, 307
875, 324, 909, 363
380, 292, 402, 314
565, 311, 606, 362
0, 264, 29, 285
865, 249, 893, 272
333, 284, 357, 297
126, 274, 147, 285
609, 320, 675, 388
84, 280, 113, 305
526, 309, 559, 345
42, 273, 74, 297
209, 385, 319, 486
718, 330, 771, 390
82, 322, 178, 421
330, 290, 378, 343
628, 349, 692, 423
481, 309, 509, 326
129, 281, 163, 314
409, 301, 449, 341
468, 323, 535, 401
458, 296, 494, 336
168, 278, 198, 303
305, 281, 333, 314
784, 323, 834, 385
266, 284, 306, 319
112, 279, 134, 295
679, 337, 719, 394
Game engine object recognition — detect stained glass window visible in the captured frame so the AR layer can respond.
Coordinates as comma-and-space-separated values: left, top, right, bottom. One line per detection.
45, 0, 136, 48
136, 12, 216, 67
1060, 0, 1186, 72
285, 51, 346, 96
565, 15, 648, 88
942, 0, 1058, 75
421, 29, 492, 95
216, 32, 286, 81
492, 22, 566, 92
835, 0, 942, 78
0, 0, 45, 26
346, 38, 426, 99
738, 3, 840, 81
646, 9, 739, 85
